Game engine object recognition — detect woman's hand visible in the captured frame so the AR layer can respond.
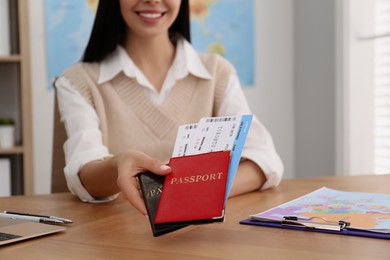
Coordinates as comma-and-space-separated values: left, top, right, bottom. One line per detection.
79, 150, 171, 216
114, 150, 171, 216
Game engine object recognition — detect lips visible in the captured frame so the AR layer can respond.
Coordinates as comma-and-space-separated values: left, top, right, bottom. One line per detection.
138, 12, 164, 19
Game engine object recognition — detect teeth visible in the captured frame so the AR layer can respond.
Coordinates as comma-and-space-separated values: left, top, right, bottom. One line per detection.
139, 13, 162, 19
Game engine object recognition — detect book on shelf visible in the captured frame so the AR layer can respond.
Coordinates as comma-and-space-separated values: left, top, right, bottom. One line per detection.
0, 158, 11, 196
0, 0, 11, 55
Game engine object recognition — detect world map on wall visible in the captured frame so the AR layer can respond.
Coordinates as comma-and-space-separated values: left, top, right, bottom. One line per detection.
44, 0, 98, 87
44, 0, 254, 88
190, 0, 254, 86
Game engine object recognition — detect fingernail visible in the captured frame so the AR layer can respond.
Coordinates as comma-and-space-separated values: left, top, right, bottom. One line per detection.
144, 214, 149, 218
160, 165, 171, 171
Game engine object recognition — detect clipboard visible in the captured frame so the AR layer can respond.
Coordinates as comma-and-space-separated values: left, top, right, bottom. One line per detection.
240, 187, 390, 240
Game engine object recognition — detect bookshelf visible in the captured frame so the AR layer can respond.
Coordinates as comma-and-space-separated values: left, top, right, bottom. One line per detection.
0, 0, 33, 195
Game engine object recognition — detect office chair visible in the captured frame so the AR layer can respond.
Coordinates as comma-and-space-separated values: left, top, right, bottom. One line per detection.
51, 91, 69, 193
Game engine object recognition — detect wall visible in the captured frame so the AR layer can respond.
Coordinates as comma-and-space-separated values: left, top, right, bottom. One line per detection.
29, 0, 54, 194
248, 0, 294, 179
294, 0, 337, 178
336, 0, 375, 176
29, 0, 304, 194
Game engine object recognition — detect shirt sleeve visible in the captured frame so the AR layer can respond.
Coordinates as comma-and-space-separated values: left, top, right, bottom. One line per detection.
55, 76, 119, 203
217, 74, 284, 190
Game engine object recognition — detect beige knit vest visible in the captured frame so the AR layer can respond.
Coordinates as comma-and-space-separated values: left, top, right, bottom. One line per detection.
62, 54, 234, 162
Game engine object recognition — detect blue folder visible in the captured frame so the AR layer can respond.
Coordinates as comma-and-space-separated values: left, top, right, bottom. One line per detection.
240, 187, 390, 240
239, 218, 390, 240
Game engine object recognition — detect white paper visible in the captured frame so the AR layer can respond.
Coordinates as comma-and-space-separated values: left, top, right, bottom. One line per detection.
171, 123, 198, 157
186, 116, 242, 155
0, 0, 11, 55
0, 158, 11, 196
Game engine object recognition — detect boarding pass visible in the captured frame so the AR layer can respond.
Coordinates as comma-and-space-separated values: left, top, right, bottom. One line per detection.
172, 115, 253, 202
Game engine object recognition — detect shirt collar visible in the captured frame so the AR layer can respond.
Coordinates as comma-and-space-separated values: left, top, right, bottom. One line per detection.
97, 38, 212, 85
173, 39, 212, 80
98, 46, 137, 84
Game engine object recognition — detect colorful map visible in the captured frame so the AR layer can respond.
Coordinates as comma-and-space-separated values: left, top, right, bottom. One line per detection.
190, 0, 254, 86
44, 0, 98, 88
251, 187, 390, 231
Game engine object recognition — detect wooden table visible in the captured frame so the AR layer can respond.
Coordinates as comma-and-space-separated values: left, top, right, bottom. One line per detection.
0, 174, 389, 259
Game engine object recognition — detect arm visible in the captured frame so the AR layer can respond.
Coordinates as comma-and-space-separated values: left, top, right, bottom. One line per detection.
79, 150, 171, 216
228, 159, 266, 197
218, 73, 284, 196
56, 77, 173, 214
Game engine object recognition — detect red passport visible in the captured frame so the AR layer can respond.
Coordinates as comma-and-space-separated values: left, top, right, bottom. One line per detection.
153, 151, 231, 225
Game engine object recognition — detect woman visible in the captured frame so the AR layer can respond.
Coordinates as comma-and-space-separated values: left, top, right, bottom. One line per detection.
55, 0, 283, 216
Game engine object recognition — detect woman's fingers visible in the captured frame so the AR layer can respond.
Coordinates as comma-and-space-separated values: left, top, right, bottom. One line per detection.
118, 174, 148, 215
115, 150, 172, 216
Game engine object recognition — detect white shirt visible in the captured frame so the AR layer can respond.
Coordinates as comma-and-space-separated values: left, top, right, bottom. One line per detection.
55, 39, 284, 203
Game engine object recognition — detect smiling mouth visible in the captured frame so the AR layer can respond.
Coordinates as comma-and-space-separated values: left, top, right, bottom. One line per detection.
137, 12, 165, 19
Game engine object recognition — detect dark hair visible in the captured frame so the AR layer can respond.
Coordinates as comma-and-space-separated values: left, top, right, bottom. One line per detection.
82, 0, 190, 62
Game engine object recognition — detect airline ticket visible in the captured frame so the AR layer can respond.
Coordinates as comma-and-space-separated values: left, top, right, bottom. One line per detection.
172, 115, 253, 203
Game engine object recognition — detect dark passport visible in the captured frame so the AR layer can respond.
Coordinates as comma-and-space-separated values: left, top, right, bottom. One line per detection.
138, 171, 187, 237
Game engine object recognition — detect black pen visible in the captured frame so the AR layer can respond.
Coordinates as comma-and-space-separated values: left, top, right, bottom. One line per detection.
3, 211, 73, 224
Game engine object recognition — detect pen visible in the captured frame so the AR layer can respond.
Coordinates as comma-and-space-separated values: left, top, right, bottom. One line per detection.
1, 211, 72, 224
3, 211, 73, 224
